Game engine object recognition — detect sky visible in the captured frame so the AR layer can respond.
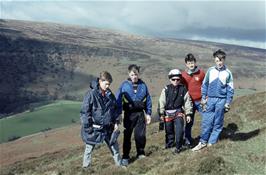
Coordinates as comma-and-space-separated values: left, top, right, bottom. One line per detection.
1, 0, 265, 49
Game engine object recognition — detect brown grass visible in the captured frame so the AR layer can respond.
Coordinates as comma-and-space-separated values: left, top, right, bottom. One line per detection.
0, 92, 265, 174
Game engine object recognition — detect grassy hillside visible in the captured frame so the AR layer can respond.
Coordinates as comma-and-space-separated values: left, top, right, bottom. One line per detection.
0, 92, 265, 174
1, 19, 265, 116
0, 88, 255, 144
0, 100, 81, 143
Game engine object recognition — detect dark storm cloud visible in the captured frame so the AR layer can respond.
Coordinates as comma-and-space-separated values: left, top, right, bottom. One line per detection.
1, 0, 265, 48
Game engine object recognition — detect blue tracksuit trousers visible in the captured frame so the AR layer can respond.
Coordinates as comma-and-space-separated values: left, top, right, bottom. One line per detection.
200, 97, 226, 144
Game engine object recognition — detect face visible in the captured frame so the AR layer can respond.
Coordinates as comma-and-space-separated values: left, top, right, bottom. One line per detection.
129, 70, 139, 83
185, 61, 196, 70
99, 79, 111, 92
215, 57, 225, 69
170, 76, 181, 86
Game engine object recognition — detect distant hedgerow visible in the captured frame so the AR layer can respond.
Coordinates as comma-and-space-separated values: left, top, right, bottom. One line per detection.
8, 135, 21, 142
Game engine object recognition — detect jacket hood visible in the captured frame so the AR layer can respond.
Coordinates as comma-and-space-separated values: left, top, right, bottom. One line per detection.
90, 78, 99, 90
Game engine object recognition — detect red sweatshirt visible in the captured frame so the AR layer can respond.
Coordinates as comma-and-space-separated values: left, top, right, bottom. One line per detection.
182, 68, 205, 102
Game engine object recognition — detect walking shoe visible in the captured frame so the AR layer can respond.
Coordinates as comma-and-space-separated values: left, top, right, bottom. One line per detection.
183, 138, 194, 149
82, 166, 90, 171
118, 164, 127, 169
207, 143, 213, 147
192, 142, 207, 151
173, 148, 182, 154
121, 158, 129, 166
183, 143, 193, 149
137, 154, 146, 159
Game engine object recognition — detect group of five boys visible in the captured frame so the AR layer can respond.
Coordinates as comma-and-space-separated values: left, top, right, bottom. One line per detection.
80, 49, 234, 168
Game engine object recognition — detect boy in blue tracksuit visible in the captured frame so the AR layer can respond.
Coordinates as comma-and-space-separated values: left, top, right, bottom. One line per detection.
116, 64, 152, 166
192, 49, 234, 151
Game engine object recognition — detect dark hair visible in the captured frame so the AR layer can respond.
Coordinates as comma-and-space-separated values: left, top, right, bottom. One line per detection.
128, 64, 140, 73
99, 71, 113, 83
185, 53, 196, 63
213, 49, 226, 60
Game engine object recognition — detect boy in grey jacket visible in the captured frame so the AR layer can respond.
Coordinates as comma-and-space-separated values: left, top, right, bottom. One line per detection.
158, 69, 193, 153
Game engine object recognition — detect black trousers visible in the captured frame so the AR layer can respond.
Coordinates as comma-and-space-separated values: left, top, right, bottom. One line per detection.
123, 111, 146, 159
165, 117, 184, 149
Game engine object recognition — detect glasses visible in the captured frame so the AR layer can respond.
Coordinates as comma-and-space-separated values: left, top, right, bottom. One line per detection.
171, 78, 180, 82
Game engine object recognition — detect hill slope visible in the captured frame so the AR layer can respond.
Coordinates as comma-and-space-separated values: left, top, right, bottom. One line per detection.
0, 19, 265, 115
0, 92, 265, 174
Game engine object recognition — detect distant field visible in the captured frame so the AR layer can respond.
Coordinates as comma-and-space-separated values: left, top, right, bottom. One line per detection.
0, 100, 81, 143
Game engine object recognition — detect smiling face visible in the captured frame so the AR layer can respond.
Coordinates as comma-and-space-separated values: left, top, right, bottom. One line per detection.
215, 57, 225, 69
185, 61, 196, 71
128, 70, 139, 83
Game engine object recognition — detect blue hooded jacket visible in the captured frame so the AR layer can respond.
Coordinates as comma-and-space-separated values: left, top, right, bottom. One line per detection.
116, 79, 152, 115
80, 79, 119, 145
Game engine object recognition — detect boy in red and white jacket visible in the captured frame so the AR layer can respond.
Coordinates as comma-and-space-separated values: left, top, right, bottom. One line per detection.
182, 53, 205, 148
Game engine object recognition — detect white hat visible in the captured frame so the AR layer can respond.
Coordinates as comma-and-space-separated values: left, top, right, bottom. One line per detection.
168, 69, 181, 79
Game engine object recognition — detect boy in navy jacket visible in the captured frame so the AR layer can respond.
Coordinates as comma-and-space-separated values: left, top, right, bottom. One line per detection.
80, 71, 122, 168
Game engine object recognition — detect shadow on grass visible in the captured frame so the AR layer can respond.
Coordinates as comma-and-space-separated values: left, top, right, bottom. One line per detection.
192, 123, 263, 146
220, 123, 263, 141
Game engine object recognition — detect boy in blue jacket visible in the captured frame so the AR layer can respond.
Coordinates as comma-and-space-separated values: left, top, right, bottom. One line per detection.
192, 49, 234, 151
116, 64, 152, 166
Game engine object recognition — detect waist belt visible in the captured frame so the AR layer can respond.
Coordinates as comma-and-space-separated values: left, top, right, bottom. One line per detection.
164, 109, 185, 122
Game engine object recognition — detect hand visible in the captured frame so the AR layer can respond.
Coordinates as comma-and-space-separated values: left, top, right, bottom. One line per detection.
117, 114, 122, 124
200, 99, 207, 112
186, 116, 191, 123
224, 103, 230, 113
145, 115, 151, 125
114, 123, 119, 131
160, 116, 165, 121
85, 127, 93, 134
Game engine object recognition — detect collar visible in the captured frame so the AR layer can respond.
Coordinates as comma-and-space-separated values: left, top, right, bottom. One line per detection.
98, 88, 111, 97
127, 78, 141, 84
215, 65, 226, 71
187, 66, 199, 75
101, 89, 106, 97
169, 83, 182, 88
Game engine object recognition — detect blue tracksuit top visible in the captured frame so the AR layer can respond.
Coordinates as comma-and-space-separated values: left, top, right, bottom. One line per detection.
116, 79, 152, 115
201, 65, 234, 104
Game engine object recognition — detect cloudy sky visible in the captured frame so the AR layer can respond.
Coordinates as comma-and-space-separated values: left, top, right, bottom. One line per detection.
1, 0, 265, 49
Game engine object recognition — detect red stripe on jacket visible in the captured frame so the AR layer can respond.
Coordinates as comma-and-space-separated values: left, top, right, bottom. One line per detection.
182, 68, 205, 102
